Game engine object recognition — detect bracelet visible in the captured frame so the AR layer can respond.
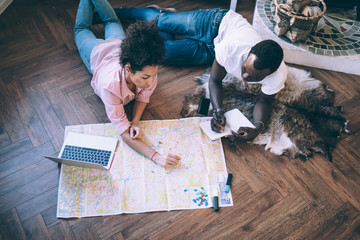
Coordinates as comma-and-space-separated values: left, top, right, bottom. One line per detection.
254, 121, 265, 129
213, 108, 223, 121
213, 108, 223, 114
150, 151, 158, 161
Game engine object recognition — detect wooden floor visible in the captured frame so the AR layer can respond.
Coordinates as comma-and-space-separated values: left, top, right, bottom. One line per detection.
1, 0, 360, 239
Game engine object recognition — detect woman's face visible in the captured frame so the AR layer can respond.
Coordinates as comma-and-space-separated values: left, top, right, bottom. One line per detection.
126, 65, 158, 90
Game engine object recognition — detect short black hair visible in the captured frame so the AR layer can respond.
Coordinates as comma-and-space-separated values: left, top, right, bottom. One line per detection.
249, 40, 283, 73
120, 21, 165, 73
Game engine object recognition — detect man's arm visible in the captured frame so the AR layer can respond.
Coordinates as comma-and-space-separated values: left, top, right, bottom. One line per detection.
253, 91, 274, 125
209, 59, 227, 132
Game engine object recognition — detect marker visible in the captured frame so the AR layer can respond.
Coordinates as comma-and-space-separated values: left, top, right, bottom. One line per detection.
225, 173, 233, 193
212, 189, 219, 212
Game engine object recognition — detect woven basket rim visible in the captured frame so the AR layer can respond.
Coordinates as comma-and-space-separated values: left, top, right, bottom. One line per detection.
274, 0, 327, 20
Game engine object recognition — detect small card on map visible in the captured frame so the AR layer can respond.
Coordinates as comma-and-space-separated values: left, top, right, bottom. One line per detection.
199, 108, 255, 141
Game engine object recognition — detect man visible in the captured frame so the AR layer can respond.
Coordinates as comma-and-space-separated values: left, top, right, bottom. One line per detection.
110, 7, 287, 141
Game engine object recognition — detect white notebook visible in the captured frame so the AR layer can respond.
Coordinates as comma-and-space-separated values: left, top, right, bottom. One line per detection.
199, 109, 255, 141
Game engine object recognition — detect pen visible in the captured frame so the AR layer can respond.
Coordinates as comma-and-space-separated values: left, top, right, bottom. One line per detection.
225, 173, 232, 193
213, 189, 219, 212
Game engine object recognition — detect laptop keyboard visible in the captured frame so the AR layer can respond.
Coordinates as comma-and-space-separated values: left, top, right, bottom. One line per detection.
61, 145, 111, 166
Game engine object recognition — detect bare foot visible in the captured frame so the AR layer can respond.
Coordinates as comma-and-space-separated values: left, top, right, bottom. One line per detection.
146, 4, 176, 13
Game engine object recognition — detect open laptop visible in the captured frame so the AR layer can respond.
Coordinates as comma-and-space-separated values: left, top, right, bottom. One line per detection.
45, 132, 118, 170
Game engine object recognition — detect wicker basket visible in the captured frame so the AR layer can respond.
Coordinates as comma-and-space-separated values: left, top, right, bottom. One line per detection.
273, 0, 327, 42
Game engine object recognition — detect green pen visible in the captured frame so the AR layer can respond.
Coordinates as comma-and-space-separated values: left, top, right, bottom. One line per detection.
212, 189, 219, 212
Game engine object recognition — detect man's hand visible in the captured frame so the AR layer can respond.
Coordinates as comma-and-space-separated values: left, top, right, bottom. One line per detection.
230, 122, 263, 141
230, 127, 259, 141
153, 153, 181, 168
211, 109, 226, 133
130, 122, 142, 139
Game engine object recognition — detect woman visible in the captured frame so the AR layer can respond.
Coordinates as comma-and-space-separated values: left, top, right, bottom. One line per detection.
74, 0, 181, 168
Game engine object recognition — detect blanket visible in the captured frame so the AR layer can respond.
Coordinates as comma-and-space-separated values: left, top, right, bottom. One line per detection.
180, 66, 348, 162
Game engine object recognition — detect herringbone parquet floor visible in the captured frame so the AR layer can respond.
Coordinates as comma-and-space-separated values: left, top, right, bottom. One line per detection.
0, 0, 359, 239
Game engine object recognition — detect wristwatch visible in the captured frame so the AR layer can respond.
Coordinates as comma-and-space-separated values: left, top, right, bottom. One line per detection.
213, 108, 224, 120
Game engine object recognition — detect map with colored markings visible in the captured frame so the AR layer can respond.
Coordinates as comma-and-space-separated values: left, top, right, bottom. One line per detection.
57, 118, 233, 218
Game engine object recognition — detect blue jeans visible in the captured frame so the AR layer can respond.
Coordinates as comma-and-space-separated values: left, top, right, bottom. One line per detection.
74, 0, 125, 73
114, 8, 228, 66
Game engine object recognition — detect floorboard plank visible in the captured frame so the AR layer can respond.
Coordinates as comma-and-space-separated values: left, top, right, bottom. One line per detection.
26, 83, 65, 139
0, 169, 59, 214
41, 206, 63, 229
6, 80, 49, 147
22, 214, 52, 240
107, 230, 125, 240
66, 90, 100, 125
0, 142, 55, 178
40, 2, 78, 51
0, 208, 26, 240
0, 78, 28, 143
67, 216, 103, 235
60, 74, 92, 97
85, 94, 110, 123
273, 155, 344, 209
0, 158, 58, 197
308, 157, 360, 210
0, 42, 55, 74
242, 192, 308, 239
91, 214, 146, 240
48, 221, 76, 240
234, 144, 293, 198
74, 226, 101, 240
300, 201, 360, 240
40, 63, 90, 92
122, 211, 194, 240
46, 87, 81, 128
0, 116, 11, 149
17, 186, 58, 222
0, 137, 33, 164
266, 198, 332, 239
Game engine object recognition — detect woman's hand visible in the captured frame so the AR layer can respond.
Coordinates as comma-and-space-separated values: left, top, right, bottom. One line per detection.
130, 121, 142, 139
153, 153, 181, 168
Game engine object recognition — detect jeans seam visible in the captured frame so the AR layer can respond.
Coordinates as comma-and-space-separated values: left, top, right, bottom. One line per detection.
207, 10, 227, 50
153, 11, 164, 25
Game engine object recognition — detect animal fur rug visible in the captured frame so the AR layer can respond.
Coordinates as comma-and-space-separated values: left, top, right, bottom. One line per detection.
180, 66, 348, 162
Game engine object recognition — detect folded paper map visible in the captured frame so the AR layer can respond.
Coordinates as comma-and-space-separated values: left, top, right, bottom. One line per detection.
57, 118, 233, 218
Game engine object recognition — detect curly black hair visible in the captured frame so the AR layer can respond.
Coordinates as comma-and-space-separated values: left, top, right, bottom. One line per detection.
249, 39, 284, 73
120, 21, 165, 73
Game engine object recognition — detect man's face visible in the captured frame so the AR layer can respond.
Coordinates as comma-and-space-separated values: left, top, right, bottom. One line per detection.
241, 54, 271, 82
